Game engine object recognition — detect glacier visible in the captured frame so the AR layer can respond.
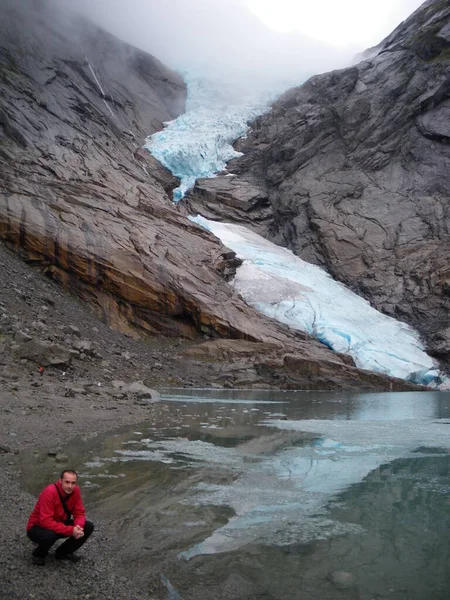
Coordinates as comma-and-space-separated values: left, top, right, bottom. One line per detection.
146, 71, 446, 387
145, 71, 298, 201
191, 216, 444, 386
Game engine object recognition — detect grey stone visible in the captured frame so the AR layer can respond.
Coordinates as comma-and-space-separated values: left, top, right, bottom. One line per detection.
63, 325, 81, 337
41, 293, 55, 306
111, 380, 126, 389
13, 339, 72, 367
55, 453, 69, 463
14, 330, 32, 344
64, 385, 88, 396
124, 381, 160, 401
73, 339, 94, 354
328, 571, 355, 589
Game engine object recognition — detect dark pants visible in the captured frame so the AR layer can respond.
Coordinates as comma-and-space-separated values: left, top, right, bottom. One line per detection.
27, 520, 94, 557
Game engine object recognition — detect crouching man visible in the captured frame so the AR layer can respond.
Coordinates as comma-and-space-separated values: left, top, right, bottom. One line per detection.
26, 469, 94, 565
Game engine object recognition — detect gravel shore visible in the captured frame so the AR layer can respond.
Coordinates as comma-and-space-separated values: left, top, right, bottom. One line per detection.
0, 243, 207, 600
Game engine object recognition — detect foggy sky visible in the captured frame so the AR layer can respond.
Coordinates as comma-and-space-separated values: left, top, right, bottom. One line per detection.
64, 0, 424, 86
64, 0, 354, 80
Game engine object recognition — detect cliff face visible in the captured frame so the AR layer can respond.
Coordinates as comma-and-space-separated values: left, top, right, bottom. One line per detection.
187, 0, 450, 364
0, 0, 293, 344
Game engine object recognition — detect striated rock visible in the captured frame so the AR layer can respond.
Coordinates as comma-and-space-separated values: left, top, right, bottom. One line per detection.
185, 175, 272, 231
188, 0, 450, 364
181, 340, 421, 391
0, 0, 442, 390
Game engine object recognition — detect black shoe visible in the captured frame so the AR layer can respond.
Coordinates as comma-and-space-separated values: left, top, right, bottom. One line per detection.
32, 555, 45, 566
55, 553, 81, 563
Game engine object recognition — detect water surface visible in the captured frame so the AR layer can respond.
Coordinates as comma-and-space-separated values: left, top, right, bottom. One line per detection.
22, 389, 450, 599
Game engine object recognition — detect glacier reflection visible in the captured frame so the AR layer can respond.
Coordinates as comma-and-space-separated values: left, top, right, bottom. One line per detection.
60, 389, 450, 599
77, 390, 449, 561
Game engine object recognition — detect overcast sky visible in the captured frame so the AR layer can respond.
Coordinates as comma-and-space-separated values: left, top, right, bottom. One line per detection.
245, 0, 424, 46
70, 0, 425, 82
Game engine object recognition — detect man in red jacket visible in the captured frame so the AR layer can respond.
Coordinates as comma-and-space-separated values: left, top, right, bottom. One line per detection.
26, 469, 94, 566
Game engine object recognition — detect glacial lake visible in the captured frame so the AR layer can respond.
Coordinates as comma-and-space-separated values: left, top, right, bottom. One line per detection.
23, 390, 450, 600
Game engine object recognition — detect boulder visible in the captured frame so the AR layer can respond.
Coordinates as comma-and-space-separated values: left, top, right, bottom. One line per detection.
328, 571, 355, 590
72, 339, 95, 355
124, 381, 160, 401
13, 339, 72, 367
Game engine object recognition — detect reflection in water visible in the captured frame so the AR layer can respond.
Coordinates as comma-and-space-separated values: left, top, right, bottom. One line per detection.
325, 456, 450, 600
207, 454, 450, 600
19, 389, 450, 599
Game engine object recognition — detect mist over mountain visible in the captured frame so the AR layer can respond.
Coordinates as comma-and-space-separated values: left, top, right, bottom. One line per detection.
185, 0, 450, 372
59, 0, 358, 90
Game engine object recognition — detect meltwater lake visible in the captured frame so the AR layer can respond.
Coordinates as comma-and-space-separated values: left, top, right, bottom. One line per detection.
23, 389, 450, 600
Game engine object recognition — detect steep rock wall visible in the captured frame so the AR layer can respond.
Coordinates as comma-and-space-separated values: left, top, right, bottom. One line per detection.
187, 0, 450, 363
0, 0, 431, 389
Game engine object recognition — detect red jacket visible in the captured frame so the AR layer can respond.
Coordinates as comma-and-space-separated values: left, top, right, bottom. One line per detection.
26, 479, 86, 536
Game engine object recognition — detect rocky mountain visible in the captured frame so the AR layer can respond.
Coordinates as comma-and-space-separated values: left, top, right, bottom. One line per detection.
0, 0, 436, 390
187, 0, 450, 367
0, 0, 295, 344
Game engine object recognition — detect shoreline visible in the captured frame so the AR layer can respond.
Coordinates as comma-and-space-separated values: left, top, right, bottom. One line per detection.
0, 242, 204, 600
0, 240, 434, 600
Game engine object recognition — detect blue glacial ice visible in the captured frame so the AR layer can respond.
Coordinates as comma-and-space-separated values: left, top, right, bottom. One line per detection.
144, 70, 447, 388
145, 71, 298, 201
190, 216, 445, 387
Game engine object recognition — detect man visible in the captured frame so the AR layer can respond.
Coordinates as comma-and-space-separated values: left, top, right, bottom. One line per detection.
26, 469, 94, 566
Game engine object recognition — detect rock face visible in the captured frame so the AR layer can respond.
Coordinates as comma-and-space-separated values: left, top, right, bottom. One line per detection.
180, 339, 419, 391
0, 0, 389, 392
187, 0, 450, 364
0, 0, 304, 346
0, 241, 419, 392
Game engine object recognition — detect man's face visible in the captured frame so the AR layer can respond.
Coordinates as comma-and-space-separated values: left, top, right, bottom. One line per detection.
60, 472, 77, 495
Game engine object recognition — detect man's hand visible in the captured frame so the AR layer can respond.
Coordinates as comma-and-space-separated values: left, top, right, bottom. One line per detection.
72, 525, 84, 539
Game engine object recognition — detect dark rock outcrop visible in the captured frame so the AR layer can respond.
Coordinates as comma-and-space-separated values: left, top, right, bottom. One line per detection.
181, 339, 420, 391
187, 0, 450, 365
